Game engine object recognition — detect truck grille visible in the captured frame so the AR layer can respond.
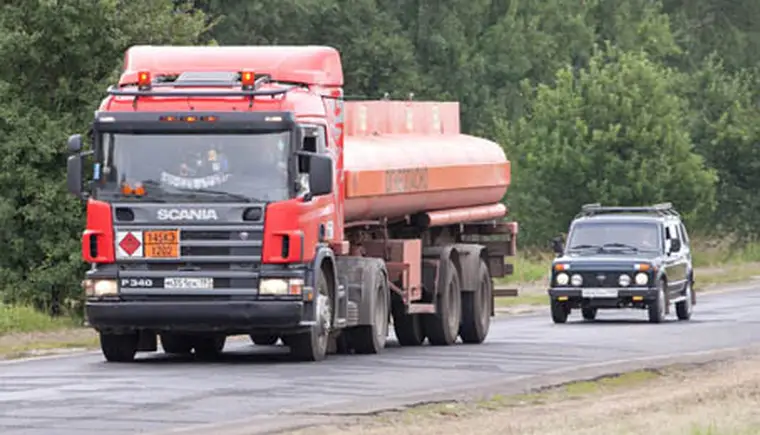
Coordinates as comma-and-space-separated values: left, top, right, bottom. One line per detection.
116, 224, 262, 291
578, 271, 631, 288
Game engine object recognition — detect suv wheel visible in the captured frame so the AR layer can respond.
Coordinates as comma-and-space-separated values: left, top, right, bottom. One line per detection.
648, 279, 667, 323
551, 300, 569, 324
675, 280, 693, 321
581, 307, 597, 321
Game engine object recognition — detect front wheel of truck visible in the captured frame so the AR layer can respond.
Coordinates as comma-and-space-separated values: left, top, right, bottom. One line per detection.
100, 332, 138, 363
289, 267, 332, 362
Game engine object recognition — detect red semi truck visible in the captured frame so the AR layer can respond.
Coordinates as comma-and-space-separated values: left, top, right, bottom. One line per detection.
65, 45, 518, 362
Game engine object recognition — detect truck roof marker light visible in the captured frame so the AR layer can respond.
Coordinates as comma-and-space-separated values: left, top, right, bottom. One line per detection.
184, 115, 197, 123
241, 71, 255, 90
133, 183, 146, 196
159, 115, 177, 122
121, 183, 134, 196
137, 71, 151, 90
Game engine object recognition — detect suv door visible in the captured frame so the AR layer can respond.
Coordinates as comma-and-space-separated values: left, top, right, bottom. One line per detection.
663, 221, 689, 295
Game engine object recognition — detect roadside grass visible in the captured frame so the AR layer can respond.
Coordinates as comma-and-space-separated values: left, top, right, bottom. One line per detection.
401, 369, 662, 420
0, 304, 80, 335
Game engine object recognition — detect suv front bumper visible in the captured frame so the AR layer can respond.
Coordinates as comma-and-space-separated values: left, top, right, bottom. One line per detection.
548, 286, 658, 308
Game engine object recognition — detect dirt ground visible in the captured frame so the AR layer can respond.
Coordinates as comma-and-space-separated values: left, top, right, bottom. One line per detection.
288, 354, 760, 435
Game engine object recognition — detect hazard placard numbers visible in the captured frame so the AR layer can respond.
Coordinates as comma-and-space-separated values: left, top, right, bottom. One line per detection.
144, 230, 180, 258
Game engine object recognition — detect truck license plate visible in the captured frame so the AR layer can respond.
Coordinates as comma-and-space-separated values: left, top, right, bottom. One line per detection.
164, 277, 213, 289
582, 288, 618, 298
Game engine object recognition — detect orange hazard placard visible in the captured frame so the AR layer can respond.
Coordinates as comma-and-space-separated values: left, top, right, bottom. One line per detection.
144, 230, 180, 258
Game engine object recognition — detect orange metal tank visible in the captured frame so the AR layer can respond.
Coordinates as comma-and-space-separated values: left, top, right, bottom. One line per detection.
342, 101, 511, 223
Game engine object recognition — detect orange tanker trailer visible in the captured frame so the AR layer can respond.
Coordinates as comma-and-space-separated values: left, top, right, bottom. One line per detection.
65, 44, 518, 363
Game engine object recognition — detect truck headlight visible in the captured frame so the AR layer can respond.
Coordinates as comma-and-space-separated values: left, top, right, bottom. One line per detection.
634, 272, 649, 286
618, 274, 631, 287
259, 278, 304, 295
555, 273, 569, 285
83, 279, 118, 297
570, 274, 583, 286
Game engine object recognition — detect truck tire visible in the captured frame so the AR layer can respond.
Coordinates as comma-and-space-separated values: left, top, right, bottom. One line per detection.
193, 335, 226, 360
648, 279, 667, 323
250, 334, 279, 345
581, 307, 597, 321
160, 333, 193, 355
349, 264, 390, 354
675, 280, 693, 321
289, 266, 331, 361
392, 298, 426, 346
424, 258, 462, 346
459, 259, 492, 344
100, 332, 138, 363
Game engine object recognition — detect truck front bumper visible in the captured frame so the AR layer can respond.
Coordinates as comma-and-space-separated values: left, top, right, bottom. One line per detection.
85, 299, 311, 334
548, 287, 658, 308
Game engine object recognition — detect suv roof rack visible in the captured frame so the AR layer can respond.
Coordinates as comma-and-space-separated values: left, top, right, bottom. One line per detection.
575, 202, 680, 219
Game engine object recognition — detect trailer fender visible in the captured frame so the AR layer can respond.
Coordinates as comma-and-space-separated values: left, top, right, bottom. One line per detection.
452, 244, 487, 293
422, 245, 461, 298
335, 256, 388, 326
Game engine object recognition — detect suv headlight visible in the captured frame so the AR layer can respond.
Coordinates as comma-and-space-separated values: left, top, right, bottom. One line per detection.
618, 274, 631, 287
634, 272, 649, 286
570, 274, 583, 286
556, 272, 569, 285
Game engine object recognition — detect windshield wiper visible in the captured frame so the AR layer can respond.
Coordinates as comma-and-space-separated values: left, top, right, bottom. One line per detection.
601, 242, 639, 252
140, 180, 254, 203
569, 244, 601, 251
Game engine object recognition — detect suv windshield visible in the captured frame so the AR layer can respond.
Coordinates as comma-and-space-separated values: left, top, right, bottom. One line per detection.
94, 131, 291, 202
566, 221, 662, 253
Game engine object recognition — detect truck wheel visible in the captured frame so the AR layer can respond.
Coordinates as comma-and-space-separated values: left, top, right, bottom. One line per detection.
100, 332, 138, 362
581, 307, 597, 321
250, 334, 279, 345
459, 260, 492, 344
424, 258, 462, 346
392, 299, 426, 346
350, 265, 390, 354
289, 267, 332, 361
648, 279, 667, 323
550, 300, 569, 324
675, 280, 693, 321
193, 335, 226, 360
160, 333, 193, 355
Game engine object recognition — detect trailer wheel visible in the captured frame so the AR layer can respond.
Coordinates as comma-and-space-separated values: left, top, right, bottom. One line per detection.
250, 334, 279, 346
392, 298, 426, 346
424, 258, 462, 346
289, 267, 331, 361
193, 335, 226, 360
459, 259, 492, 344
160, 333, 193, 355
350, 265, 390, 354
100, 332, 138, 363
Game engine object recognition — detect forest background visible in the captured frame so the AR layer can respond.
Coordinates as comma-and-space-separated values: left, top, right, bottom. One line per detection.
0, 0, 758, 319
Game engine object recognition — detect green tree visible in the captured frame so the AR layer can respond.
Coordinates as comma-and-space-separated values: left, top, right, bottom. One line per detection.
497, 46, 717, 246
0, 0, 210, 313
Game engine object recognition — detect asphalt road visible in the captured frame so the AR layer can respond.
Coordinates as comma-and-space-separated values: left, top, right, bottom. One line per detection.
2, 285, 760, 435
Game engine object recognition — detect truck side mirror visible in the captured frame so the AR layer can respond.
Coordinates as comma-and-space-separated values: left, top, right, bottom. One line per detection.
299, 152, 332, 197
551, 236, 564, 255
67, 154, 83, 198
68, 134, 83, 153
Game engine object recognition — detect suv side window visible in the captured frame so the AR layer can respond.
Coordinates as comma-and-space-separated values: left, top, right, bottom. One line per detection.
679, 222, 690, 248
665, 221, 682, 254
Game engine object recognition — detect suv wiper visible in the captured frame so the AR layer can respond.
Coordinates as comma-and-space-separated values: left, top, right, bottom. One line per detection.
141, 180, 254, 202
601, 242, 639, 252
568, 244, 601, 250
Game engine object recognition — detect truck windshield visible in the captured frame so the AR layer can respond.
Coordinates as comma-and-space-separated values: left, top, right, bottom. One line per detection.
95, 132, 291, 202
566, 221, 661, 253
